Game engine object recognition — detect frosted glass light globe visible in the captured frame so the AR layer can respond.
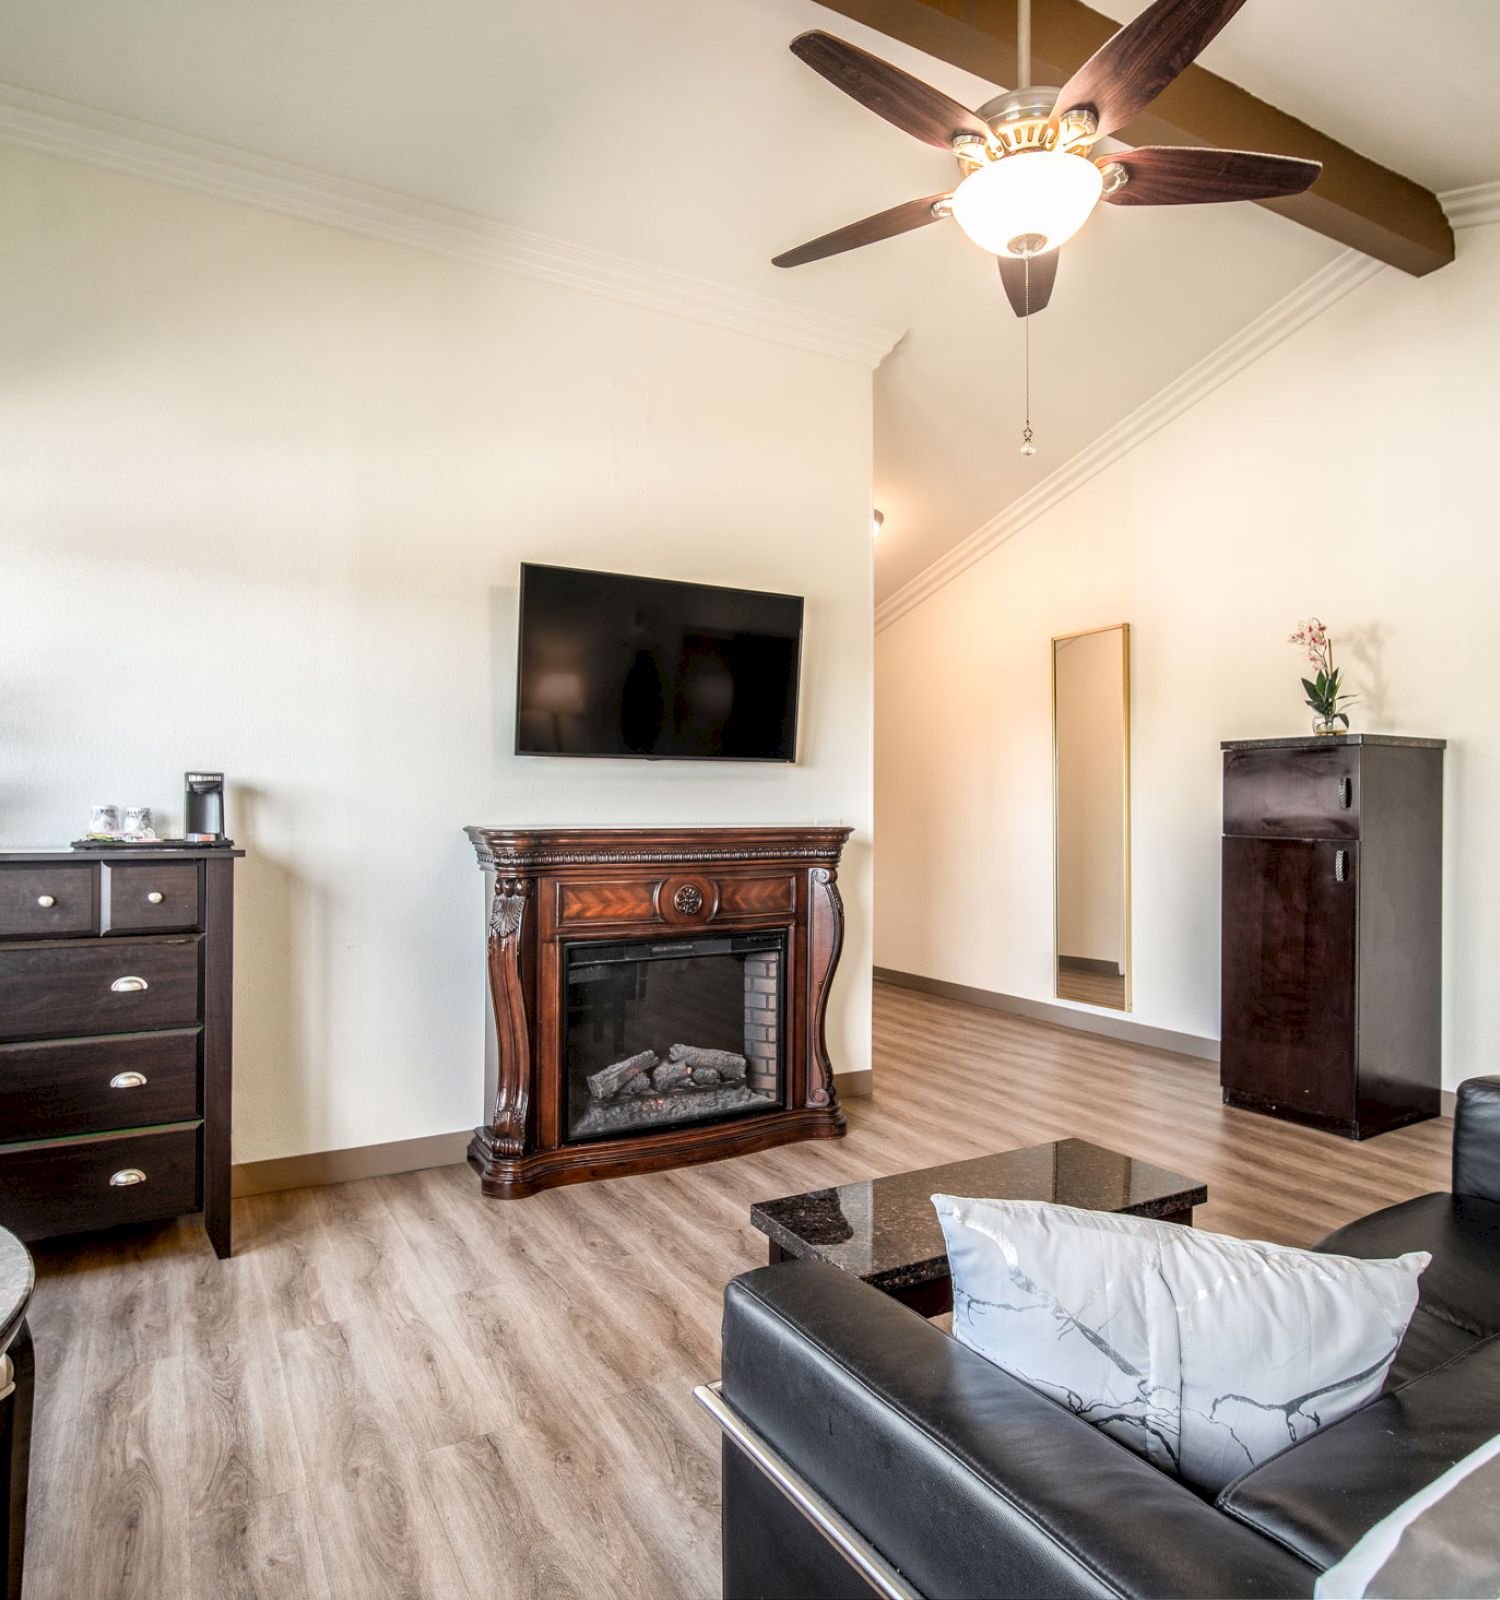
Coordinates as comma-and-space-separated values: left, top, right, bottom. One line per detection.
950, 150, 1104, 257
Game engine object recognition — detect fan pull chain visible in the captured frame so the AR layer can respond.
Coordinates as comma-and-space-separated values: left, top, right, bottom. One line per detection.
1020, 256, 1036, 457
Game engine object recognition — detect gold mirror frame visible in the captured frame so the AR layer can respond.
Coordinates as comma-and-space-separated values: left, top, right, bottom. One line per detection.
1051, 623, 1132, 1011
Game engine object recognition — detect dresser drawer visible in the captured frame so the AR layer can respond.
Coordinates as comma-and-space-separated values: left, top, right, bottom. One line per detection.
0, 863, 99, 939
1223, 746, 1360, 839
0, 937, 201, 1041
0, 1125, 200, 1243
0, 1030, 200, 1141
105, 861, 203, 934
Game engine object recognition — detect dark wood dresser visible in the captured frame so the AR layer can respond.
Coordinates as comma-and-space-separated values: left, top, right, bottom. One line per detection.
1220, 735, 1444, 1138
0, 848, 240, 1256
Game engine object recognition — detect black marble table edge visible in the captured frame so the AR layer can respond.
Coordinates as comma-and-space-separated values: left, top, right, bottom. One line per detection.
750, 1139, 1208, 1294
1220, 734, 1445, 751
0, 1226, 34, 1356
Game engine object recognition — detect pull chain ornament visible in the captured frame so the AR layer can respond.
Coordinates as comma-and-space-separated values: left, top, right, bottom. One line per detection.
1020, 254, 1037, 456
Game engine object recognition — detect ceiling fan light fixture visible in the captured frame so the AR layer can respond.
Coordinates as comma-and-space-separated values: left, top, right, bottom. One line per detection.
949, 149, 1104, 257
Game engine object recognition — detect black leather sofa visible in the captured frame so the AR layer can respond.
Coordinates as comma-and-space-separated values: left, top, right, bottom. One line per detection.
714, 1077, 1500, 1600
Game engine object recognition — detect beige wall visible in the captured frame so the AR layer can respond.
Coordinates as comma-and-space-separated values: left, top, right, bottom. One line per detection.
0, 145, 876, 1163
876, 221, 1500, 1088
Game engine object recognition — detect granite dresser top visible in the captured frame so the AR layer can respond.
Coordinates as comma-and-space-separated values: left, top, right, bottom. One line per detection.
751, 1138, 1207, 1294
0, 1226, 34, 1356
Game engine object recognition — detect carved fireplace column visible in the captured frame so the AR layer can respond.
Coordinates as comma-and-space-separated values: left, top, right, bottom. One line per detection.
463, 826, 852, 1198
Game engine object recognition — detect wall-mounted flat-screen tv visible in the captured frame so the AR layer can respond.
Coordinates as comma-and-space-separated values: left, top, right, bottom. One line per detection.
515, 563, 804, 762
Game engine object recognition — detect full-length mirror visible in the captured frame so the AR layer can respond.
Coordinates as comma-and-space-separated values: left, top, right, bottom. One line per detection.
1053, 624, 1131, 1010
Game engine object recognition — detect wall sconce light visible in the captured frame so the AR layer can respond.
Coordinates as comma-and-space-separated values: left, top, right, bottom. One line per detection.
872, 509, 884, 539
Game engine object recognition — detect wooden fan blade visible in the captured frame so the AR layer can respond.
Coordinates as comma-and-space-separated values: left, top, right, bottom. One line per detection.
998, 251, 1059, 317
1052, 0, 1248, 140
790, 31, 992, 150
773, 194, 950, 268
1101, 146, 1321, 205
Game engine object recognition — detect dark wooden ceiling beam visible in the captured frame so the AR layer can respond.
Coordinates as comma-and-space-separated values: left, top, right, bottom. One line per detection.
813, 0, 1454, 275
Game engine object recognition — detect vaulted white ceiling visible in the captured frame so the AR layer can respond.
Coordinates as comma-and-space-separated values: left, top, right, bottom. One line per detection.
868, 0, 1500, 600
3, 0, 1492, 604
1090, 0, 1500, 194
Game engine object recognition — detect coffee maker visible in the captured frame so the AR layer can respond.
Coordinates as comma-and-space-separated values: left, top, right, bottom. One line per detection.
184, 772, 228, 843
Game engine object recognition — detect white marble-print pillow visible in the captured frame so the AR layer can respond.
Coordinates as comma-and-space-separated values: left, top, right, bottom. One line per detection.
933, 1196, 1429, 1494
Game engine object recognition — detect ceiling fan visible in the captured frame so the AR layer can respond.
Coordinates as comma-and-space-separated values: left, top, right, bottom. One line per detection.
773, 0, 1322, 320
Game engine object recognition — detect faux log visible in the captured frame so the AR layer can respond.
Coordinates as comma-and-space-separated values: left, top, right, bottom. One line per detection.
463, 825, 851, 1198
587, 1050, 657, 1100
668, 1044, 748, 1077
650, 1060, 692, 1092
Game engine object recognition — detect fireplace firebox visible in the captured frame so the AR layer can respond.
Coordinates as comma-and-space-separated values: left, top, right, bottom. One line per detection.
464, 825, 850, 1198
564, 931, 786, 1141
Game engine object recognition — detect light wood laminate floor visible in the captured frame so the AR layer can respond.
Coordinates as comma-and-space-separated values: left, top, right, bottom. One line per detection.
20, 982, 1452, 1599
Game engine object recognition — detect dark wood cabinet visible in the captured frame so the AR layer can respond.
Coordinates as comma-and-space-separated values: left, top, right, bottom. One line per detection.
1220, 736, 1443, 1138
0, 849, 240, 1255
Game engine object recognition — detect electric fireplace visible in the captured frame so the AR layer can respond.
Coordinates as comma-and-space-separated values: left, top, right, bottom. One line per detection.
464, 825, 850, 1198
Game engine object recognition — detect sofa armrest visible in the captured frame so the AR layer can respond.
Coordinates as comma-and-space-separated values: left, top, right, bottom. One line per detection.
721, 1262, 1318, 1600
1454, 1077, 1500, 1202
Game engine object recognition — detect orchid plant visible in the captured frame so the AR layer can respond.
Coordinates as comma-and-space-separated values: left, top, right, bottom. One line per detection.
1289, 618, 1355, 733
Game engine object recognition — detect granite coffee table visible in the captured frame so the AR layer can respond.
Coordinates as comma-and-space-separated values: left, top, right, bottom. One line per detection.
751, 1137, 1207, 1317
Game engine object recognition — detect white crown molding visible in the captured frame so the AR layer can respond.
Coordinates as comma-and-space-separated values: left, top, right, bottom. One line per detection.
876, 177, 1500, 632
0, 83, 902, 370
1441, 179, 1500, 230
875, 248, 1383, 632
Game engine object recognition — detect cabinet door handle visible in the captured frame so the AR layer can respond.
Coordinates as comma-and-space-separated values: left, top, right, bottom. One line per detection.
36, 894, 56, 908
110, 975, 149, 993
109, 1169, 147, 1187
1337, 776, 1352, 809
146, 891, 165, 905
1335, 849, 1348, 883
110, 1071, 149, 1090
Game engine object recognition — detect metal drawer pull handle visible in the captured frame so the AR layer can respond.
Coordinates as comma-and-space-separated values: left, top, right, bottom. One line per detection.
110, 975, 149, 993
1337, 776, 1352, 809
1335, 849, 1348, 883
109, 1169, 147, 1188
36, 894, 56, 908
110, 1071, 148, 1090
146, 891, 165, 904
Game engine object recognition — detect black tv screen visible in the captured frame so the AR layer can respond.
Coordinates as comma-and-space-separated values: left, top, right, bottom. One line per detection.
515, 564, 804, 761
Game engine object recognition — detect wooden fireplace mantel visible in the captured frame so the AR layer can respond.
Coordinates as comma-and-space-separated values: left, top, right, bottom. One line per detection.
463, 825, 852, 1198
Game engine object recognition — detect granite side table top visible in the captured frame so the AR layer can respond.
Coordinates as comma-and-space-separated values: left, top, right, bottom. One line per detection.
751, 1138, 1207, 1296
0, 1226, 34, 1356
